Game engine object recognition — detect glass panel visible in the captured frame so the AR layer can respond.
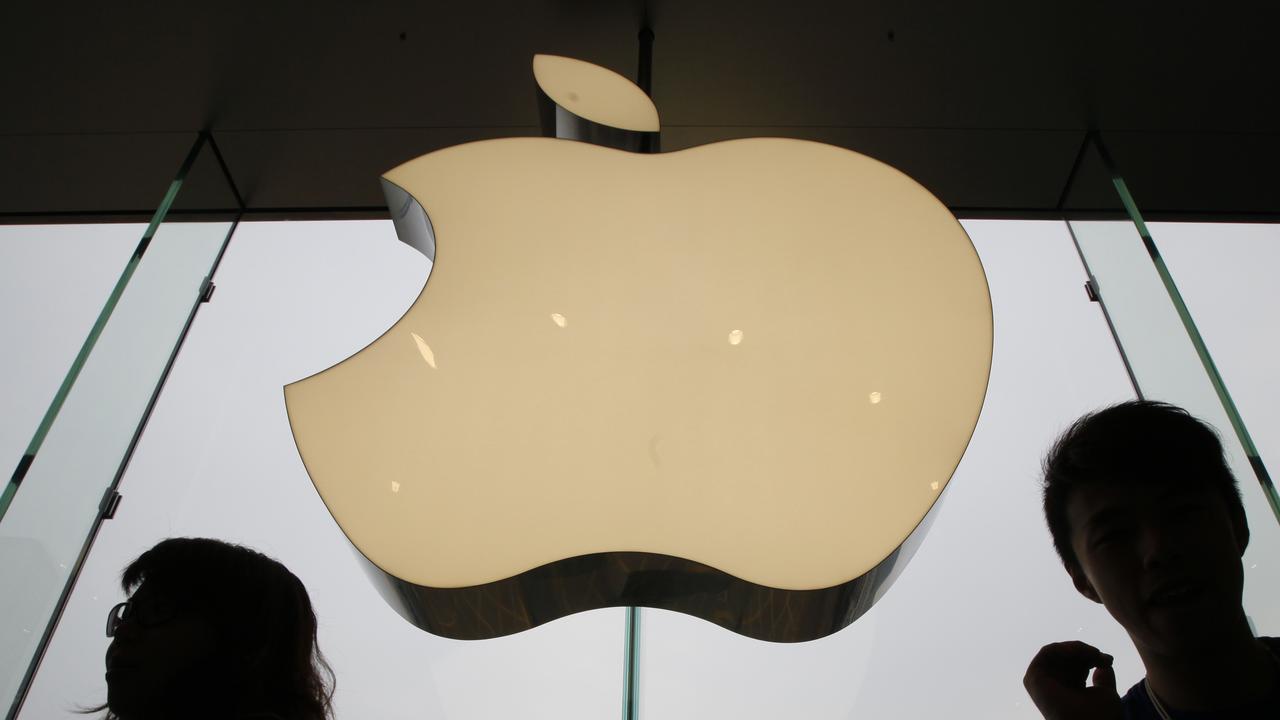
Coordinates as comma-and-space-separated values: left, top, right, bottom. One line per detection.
0, 225, 141, 481
637, 220, 1141, 718
1150, 222, 1280, 494
1070, 219, 1280, 634
15, 218, 1273, 718
0, 220, 229, 711
18, 221, 624, 719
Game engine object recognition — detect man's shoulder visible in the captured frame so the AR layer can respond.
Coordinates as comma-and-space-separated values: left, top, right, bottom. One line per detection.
1121, 679, 1159, 720
1122, 637, 1280, 719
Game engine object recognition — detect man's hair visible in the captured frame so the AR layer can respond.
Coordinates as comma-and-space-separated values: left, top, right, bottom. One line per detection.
1042, 400, 1245, 571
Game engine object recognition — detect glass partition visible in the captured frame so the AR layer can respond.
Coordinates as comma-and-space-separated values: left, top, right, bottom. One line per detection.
0, 225, 142, 482
1070, 219, 1280, 636
8, 218, 1275, 718
1149, 222, 1280, 489
16, 218, 1162, 719
0, 221, 230, 713
0, 134, 240, 717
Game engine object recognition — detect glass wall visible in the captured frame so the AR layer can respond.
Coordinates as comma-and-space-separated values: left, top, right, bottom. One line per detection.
1150, 222, 1280, 488
0, 220, 231, 713
0, 132, 243, 716
1070, 220, 1280, 635
0, 224, 141, 711
0, 225, 142, 481
3, 218, 1275, 718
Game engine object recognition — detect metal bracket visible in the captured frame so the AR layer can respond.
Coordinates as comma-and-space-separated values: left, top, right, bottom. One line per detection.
99, 489, 122, 519
199, 278, 216, 303
1084, 279, 1100, 302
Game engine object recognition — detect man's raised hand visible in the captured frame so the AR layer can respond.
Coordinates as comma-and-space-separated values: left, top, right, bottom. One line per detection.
1023, 641, 1123, 720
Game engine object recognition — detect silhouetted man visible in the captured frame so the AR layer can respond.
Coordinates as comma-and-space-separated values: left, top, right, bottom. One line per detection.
1024, 401, 1279, 719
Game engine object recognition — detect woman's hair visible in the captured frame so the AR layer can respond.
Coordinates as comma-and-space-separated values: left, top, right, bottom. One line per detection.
97, 537, 334, 720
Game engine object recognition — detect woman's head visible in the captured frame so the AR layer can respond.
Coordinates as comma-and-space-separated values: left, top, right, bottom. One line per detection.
101, 538, 333, 720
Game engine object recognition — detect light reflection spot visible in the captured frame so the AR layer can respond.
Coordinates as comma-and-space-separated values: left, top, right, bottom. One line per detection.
728, 329, 744, 345
411, 332, 437, 369
930, 481, 940, 491
869, 391, 882, 404
391, 481, 401, 493
551, 313, 567, 328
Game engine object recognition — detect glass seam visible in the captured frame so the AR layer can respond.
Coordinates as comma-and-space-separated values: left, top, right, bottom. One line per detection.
622, 606, 641, 720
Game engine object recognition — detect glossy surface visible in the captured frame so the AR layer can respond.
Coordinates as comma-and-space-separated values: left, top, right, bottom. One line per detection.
365, 494, 942, 642
286, 136, 991, 607
532, 54, 659, 133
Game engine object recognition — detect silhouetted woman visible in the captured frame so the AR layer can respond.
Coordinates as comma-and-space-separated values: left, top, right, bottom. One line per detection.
95, 537, 334, 719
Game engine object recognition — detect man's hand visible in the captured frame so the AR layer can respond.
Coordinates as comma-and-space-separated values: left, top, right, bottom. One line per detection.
1023, 641, 1123, 720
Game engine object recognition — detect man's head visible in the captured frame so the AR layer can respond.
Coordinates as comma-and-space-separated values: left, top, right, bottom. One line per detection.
1042, 401, 1251, 654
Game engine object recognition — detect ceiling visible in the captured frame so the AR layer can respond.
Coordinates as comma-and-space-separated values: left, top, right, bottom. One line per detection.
2, 1, 1277, 221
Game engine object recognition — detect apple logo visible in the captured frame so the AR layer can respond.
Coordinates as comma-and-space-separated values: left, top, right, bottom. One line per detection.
285, 55, 991, 642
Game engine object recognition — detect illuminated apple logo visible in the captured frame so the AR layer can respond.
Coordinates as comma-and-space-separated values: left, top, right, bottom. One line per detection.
285, 55, 991, 642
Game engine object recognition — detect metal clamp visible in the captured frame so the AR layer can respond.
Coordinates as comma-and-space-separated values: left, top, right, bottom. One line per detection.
99, 489, 123, 519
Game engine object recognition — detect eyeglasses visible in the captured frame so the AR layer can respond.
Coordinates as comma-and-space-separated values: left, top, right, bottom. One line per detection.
105, 599, 176, 637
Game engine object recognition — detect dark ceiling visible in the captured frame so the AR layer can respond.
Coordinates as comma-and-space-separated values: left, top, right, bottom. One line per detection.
2, 1, 1278, 221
